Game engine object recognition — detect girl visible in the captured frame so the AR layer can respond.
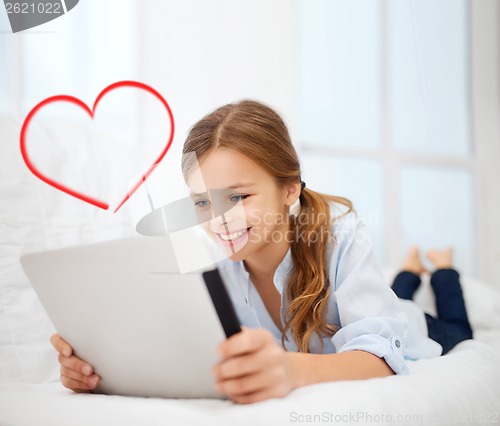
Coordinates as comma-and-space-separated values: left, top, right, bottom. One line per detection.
51, 100, 441, 404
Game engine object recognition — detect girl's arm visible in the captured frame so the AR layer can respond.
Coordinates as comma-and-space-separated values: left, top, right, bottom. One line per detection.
213, 327, 395, 404
287, 349, 394, 388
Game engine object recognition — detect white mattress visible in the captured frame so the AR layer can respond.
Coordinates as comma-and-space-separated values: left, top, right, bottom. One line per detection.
1, 337, 499, 426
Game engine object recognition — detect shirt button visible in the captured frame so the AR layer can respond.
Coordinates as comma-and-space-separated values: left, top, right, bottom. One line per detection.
395, 339, 401, 348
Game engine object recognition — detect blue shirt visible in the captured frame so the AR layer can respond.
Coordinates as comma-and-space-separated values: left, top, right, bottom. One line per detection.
217, 210, 442, 375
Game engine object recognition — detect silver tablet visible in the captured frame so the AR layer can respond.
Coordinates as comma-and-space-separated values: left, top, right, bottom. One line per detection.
20, 235, 241, 399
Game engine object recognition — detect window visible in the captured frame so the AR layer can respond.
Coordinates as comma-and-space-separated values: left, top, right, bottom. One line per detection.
297, 0, 381, 149
297, 0, 475, 274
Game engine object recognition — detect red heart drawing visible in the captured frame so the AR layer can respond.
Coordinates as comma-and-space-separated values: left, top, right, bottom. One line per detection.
20, 80, 175, 213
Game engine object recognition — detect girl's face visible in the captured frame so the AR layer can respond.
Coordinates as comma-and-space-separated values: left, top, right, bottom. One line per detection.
187, 149, 299, 262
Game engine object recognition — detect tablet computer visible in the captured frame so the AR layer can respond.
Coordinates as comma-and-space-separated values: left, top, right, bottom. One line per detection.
20, 235, 241, 399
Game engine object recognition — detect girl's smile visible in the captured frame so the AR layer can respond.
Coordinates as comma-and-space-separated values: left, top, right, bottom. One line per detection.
216, 227, 250, 243
213, 225, 252, 256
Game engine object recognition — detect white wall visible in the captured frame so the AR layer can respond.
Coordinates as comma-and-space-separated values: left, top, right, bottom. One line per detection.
137, 0, 297, 158
471, 0, 500, 285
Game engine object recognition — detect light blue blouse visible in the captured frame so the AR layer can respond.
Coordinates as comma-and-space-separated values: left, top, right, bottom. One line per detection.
216, 210, 442, 375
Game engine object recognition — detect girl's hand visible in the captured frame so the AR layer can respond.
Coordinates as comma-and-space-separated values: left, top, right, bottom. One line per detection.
213, 327, 296, 404
50, 334, 100, 392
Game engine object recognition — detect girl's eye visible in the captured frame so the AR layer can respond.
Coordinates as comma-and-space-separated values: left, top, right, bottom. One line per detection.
229, 194, 250, 203
194, 199, 210, 209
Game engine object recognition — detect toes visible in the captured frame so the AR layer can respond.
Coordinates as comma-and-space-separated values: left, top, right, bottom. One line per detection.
407, 245, 419, 258
426, 247, 454, 269
402, 246, 426, 274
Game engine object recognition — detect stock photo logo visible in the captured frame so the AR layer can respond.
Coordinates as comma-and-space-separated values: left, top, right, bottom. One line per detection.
3, 0, 79, 33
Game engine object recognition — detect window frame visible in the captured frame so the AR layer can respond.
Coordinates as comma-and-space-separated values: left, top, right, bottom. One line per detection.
295, 0, 500, 282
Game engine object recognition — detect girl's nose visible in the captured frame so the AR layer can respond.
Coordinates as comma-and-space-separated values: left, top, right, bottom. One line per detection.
209, 212, 230, 229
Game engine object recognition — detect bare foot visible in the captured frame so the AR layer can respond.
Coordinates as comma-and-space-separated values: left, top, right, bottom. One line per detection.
426, 247, 454, 270
401, 246, 428, 275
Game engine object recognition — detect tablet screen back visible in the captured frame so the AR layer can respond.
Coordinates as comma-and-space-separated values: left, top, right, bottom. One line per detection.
21, 236, 232, 399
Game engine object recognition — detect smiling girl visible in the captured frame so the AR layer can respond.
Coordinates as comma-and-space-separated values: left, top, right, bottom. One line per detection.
51, 100, 442, 404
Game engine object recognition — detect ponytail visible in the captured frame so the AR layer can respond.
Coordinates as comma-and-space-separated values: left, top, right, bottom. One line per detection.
282, 186, 353, 352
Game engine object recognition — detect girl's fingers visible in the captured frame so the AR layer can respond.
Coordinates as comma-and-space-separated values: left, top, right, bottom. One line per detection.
50, 334, 72, 357
232, 384, 287, 405
58, 354, 94, 376
219, 328, 272, 359
60, 366, 100, 388
214, 330, 293, 402
60, 365, 86, 382
216, 368, 278, 397
215, 348, 267, 380
60, 375, 93, 392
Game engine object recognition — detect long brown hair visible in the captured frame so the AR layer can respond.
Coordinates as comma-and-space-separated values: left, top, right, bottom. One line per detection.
181, 100, 353, 353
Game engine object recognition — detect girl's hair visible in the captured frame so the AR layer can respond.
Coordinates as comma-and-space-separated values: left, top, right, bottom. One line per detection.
182, 100, 353, 353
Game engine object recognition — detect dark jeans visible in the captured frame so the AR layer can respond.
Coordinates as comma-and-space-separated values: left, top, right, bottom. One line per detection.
391, 269, 473, 355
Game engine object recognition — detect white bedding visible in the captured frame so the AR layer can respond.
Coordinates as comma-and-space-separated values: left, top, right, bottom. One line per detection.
2, 115, 500, 425
1, 338, 499, 426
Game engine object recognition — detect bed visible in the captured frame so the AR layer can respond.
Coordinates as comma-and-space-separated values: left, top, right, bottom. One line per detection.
1, 115, 500, 425
0, 334, 499, 425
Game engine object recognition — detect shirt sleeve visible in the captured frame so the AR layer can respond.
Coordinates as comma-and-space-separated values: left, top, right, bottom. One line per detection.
328, 215, 409, 375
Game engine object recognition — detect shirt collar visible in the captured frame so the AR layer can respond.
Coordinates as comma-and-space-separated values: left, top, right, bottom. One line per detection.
272, 247, 293, 294
227, 247, 294, 295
